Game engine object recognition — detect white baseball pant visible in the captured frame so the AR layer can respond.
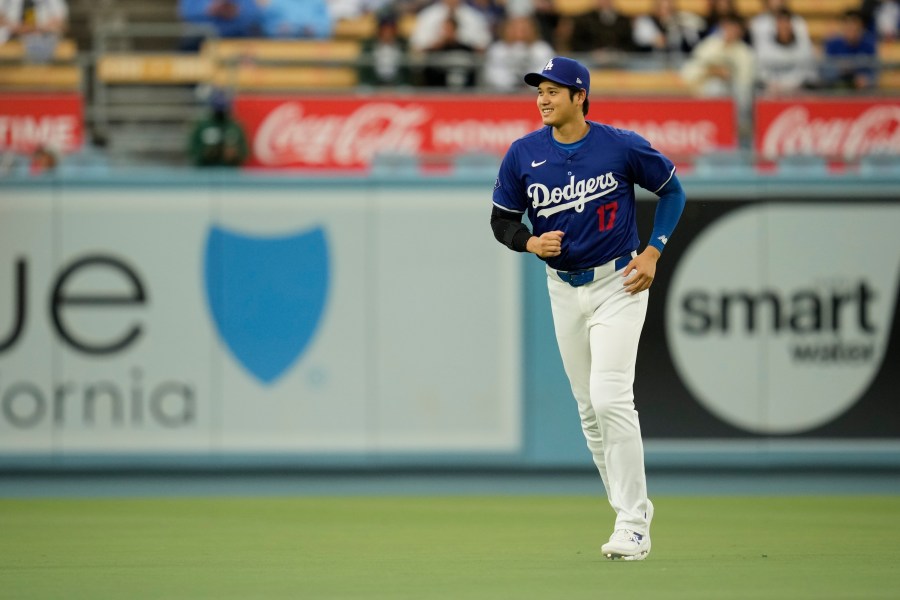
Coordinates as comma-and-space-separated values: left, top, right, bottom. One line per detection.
546, 255, 651, 535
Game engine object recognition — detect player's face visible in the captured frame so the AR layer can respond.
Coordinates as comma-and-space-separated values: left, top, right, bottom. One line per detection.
536, 82, 581, 128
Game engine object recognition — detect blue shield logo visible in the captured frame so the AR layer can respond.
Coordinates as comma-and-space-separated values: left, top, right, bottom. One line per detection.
204, 225, 329, 385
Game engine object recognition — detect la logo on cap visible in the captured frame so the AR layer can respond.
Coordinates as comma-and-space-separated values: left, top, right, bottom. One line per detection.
544, 59, 553, 71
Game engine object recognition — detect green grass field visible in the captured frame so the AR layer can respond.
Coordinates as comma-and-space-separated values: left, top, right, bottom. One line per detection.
3, 496, 899, 599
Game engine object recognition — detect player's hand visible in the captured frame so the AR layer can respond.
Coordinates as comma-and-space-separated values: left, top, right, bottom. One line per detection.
526, 231, 564, 258
622, 247, 660, 295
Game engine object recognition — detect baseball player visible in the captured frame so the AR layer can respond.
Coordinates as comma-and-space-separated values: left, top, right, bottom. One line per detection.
490, 57, 686, 561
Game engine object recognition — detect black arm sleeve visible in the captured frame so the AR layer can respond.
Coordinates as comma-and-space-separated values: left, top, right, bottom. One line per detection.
490, 206, 532, 253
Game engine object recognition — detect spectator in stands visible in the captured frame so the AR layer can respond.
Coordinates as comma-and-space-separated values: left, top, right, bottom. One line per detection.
468, 0, 507, 38
409, 0, 492, 54
178, 0, 261, 39
0, 0, 68, 61
421, 14, 478, 88
358, 12, 410, 86
701, 0, 748, 42
701, 0, 731, 38
563, 0, 634, 57
860, 0, 899, 39
749, 0, 811, 50
483, 14, 553, 90
188, 89, 249, 167
821, 9, 878, 90
755, 8, 817, 94
681, 13, 755, 116
256, 0, 333, 38
879, 1, 900, 38
632, 0, 705, 56
532, 0, 563, 47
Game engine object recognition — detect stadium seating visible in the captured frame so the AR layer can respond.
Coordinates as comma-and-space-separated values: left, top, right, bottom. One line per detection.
96, 40, 362, 91
0, 38, 80, 90
590, 69, 689, 94
97, 54, 213, 84
0, 38, 77, 61
204, 39, 362, 63
212, 65, 358, 90
0, 64, 80, 90
333, 13, 377, 40
881, 41, 900, 64
879, 70, 900, 91
202, 39, 361, 91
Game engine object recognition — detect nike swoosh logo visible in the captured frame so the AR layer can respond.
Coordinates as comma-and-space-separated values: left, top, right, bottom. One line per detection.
531, 160, 547, 167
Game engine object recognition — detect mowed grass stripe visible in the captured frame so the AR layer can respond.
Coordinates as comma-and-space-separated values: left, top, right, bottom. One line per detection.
2, 496, 898, 600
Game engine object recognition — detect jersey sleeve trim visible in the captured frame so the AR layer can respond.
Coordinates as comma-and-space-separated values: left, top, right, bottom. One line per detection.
652, 166, 677, 195
492, 201, 525, 214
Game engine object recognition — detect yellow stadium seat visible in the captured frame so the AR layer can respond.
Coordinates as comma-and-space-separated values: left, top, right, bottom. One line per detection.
204, 39, 361, 62
398, 12, 417, 39
0, 38, 77, 61
334, 14, 377, 39
554, 0, 596, 16
879, 70, 900, 91
97, 54, 214, 84
880, 41, 900, 65
0, 64, 80, 89
787, 0, 859, 17
590, 69, 689, 94
806, 17, 840, 42
213, 65, 358, 90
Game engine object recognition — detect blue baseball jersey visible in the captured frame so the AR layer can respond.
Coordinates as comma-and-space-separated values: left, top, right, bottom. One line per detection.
492, 122, 675, 272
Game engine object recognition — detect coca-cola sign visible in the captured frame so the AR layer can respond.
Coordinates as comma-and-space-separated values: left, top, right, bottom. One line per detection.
0, 94, 83, 154
756, 99, 900, 160
235, 96, 736, 170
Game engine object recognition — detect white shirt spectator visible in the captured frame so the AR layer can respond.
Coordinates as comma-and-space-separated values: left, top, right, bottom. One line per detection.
682, 19, 755, 116
0, 0, 67, 44
633, 11, 705, 53
875, 1, 899, 38
754, 12, 817, 93
505, 0, 534, 18
483, 16, 553, 90
749, 9, 812, 50
409, 0, 492, 52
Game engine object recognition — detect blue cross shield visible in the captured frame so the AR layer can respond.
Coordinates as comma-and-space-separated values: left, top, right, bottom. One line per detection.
204, 225, 329, 385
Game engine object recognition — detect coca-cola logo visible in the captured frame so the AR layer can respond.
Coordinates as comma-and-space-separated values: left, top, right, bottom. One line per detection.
253, 102, 430, 166
761, 104, 900, 160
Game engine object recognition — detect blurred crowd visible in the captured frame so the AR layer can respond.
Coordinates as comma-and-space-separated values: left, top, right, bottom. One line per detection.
168, 0, 899, 97
1, 0, 896, 97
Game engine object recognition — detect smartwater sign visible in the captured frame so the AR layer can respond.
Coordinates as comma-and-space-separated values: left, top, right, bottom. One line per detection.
0, 183, 521, 455
634, 199, 900, 439
666, 204, 898, 434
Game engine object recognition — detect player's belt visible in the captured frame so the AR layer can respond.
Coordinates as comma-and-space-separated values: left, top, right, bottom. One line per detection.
553, 255, 633, 287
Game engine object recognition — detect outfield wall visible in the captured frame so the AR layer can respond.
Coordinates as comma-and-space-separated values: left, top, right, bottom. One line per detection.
1, 171, 898, 469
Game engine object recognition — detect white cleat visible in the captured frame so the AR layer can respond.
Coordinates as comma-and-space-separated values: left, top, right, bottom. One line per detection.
602, 499, 654, 561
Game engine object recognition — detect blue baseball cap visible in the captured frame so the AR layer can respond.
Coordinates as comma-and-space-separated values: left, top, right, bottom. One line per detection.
524, 57, 590, 95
